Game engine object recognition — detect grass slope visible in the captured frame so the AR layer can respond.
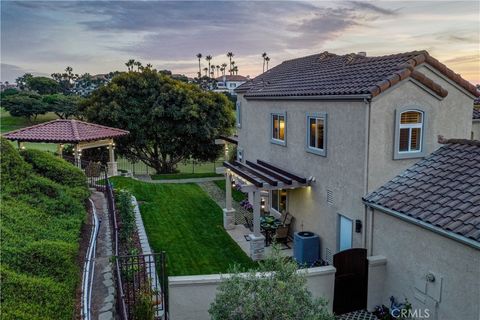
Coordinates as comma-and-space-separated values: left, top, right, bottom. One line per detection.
151, 172, 221, 180
110, 177, 256, 275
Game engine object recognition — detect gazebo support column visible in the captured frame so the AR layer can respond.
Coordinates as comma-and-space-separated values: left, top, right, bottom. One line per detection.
57, 144, 63, 158
223, 172, 235, 230
74, 145, 82, 169
107, 142, 118, 176
249, 190, 265, 261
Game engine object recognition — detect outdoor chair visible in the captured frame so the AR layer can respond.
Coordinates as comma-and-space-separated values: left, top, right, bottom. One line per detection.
274, 224, 290, 249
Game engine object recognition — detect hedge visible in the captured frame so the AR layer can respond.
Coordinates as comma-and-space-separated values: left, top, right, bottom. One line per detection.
21, 148, 87, 189
0, 138, 88, 319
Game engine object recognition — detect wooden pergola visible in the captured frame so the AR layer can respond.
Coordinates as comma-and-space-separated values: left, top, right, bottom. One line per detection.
223, 159, 310, 260
3, 119, 129, 176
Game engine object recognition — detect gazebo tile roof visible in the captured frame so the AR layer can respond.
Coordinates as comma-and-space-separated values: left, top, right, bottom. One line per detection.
2, 119, 129, 143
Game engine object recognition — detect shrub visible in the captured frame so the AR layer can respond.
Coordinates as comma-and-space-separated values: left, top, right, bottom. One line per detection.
21, 148, 87, 188
209, 247, 334, 320
0, 138, 31, 187
115, 189, 136, 244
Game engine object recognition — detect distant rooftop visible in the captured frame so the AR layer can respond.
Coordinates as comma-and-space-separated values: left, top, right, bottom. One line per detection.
216, 75, 249, 82
236, 50, 479, 99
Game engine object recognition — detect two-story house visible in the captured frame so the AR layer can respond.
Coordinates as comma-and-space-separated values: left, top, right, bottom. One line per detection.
224, 50, 478, 263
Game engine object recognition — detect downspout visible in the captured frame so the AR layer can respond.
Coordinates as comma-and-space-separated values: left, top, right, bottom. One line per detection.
362, 97, 372, 252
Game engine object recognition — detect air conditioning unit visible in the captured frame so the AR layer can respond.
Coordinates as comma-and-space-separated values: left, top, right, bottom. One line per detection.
294, 231, 320, 266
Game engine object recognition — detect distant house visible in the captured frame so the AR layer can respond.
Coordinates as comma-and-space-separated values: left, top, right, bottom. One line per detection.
473, 98, 480, 139
215, 75, 249, 95
363, 138, 479, 320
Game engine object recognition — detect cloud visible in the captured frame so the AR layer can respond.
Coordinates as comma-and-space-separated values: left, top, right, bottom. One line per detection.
443, 55, 479, 64
0, 63, 48, 82
349, 1, 399, 15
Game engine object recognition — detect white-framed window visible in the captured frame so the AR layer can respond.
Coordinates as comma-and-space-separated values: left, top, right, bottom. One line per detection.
394, 108, 426, 159
236, 100, 241, 128
236, 147, 244, 162
271, 189, 287, 214
306, 113, 327, 156
271, 113, 286, 145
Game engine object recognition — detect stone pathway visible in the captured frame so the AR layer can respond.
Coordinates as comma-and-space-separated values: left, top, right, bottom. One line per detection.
198, 181, 252, 225
89, 191, 115, 320
135, 176, 224, 184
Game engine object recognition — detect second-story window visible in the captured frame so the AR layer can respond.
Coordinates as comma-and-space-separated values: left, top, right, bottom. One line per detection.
306, 113, 327, 156
399, 110, 423, 153
271, 113, 286, 145
236, 101, 241, 128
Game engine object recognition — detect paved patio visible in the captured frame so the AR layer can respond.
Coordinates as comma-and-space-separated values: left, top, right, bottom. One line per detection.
336, 310, 376, 320
226, 224, 293, 258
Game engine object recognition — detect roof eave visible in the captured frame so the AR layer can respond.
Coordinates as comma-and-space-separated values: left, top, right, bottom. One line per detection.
243, 94, 372, 101
363, 201, 480, 250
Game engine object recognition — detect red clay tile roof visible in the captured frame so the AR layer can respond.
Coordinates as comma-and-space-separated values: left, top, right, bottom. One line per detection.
2, 119, 129, 143
364, 138, 480, 243
216, 75, 249, 82
236, 50, 479, 99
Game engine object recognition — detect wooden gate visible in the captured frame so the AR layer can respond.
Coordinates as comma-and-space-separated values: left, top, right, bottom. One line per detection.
332, 248, 368, 315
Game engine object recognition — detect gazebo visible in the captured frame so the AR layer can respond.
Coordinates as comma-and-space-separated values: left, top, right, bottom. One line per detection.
3, 119, 129, 176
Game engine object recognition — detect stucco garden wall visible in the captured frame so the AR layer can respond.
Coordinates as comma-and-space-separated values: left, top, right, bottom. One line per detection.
168, 265, 336, 320
371, 210, 480, 320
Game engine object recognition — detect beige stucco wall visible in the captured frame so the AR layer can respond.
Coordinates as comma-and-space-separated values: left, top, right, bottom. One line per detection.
371, 210, 480, 320
236, 95, 368, 258
367, 65, 474, 191
472, 120, 480, 140
168, 265, 336, 320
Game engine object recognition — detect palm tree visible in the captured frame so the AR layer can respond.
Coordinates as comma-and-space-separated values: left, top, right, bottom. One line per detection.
146, 63, 153, 70
232, 66, 238, 75
262, 52, 268, 72
230, 61, 235, 75
125, 59, 135, 71
210, 71, 215, 78
227, 52, 234, 74
134, 61, 142, 71
265, 56, 270, 71
205, 55, 212, 77
203, 67, 208, 77
196, 53, 202, 77
216, 65, 220, 77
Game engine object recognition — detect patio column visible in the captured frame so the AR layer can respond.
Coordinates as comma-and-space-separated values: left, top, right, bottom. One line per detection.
107, 141, 118, 176
249, 190, 265, 261
223, 172, 235, 230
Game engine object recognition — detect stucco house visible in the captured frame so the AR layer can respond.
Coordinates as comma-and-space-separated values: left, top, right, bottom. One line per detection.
363, 138, 480, 320
215, 74, 248, 95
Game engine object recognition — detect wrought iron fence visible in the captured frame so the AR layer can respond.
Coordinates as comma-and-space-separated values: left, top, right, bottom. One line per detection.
105, 174, 169, 320
63, 155, 106, 190
116, 157, 224, 176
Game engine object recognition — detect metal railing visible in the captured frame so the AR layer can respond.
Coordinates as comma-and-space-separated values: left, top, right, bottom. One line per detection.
63, 155, 107, 190
105, 172, 169, 319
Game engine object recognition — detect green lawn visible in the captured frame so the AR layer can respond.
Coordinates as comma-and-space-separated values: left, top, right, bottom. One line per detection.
151, 172, 222, 180
117, 157, 223, 176
214, 179, 247, 202
109, 177, 256, 275
1, 108, 58, 152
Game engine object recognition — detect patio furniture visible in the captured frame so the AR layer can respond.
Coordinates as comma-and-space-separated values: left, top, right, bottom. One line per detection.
274, 224, 290, 249
244, 215, 253, 232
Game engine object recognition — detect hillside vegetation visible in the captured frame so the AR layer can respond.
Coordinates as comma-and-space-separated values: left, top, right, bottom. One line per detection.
0, 138, 89, 319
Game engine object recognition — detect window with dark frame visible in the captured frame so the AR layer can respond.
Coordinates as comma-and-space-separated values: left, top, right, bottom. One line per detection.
272, 114, 285, 141
308, 116, 324, 150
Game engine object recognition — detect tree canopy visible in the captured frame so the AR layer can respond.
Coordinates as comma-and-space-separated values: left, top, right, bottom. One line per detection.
1, 91, 49, 122
42, 94, 84, 119
26, 76, 60, 95
83, 69, 235, 173
209, 247, 334, 320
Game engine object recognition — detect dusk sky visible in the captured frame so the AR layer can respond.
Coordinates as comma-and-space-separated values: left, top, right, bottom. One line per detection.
1, 1, 479, 84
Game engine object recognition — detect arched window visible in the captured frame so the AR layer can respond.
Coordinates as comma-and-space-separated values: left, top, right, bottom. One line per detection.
398, 110, 423, 153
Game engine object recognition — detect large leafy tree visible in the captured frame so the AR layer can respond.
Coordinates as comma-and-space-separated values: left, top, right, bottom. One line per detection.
83, 69, 235, 173
26, 76, 60, 95
209, 247, 335, 320
1, 91, 49, 122
42, 93, 84, 119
